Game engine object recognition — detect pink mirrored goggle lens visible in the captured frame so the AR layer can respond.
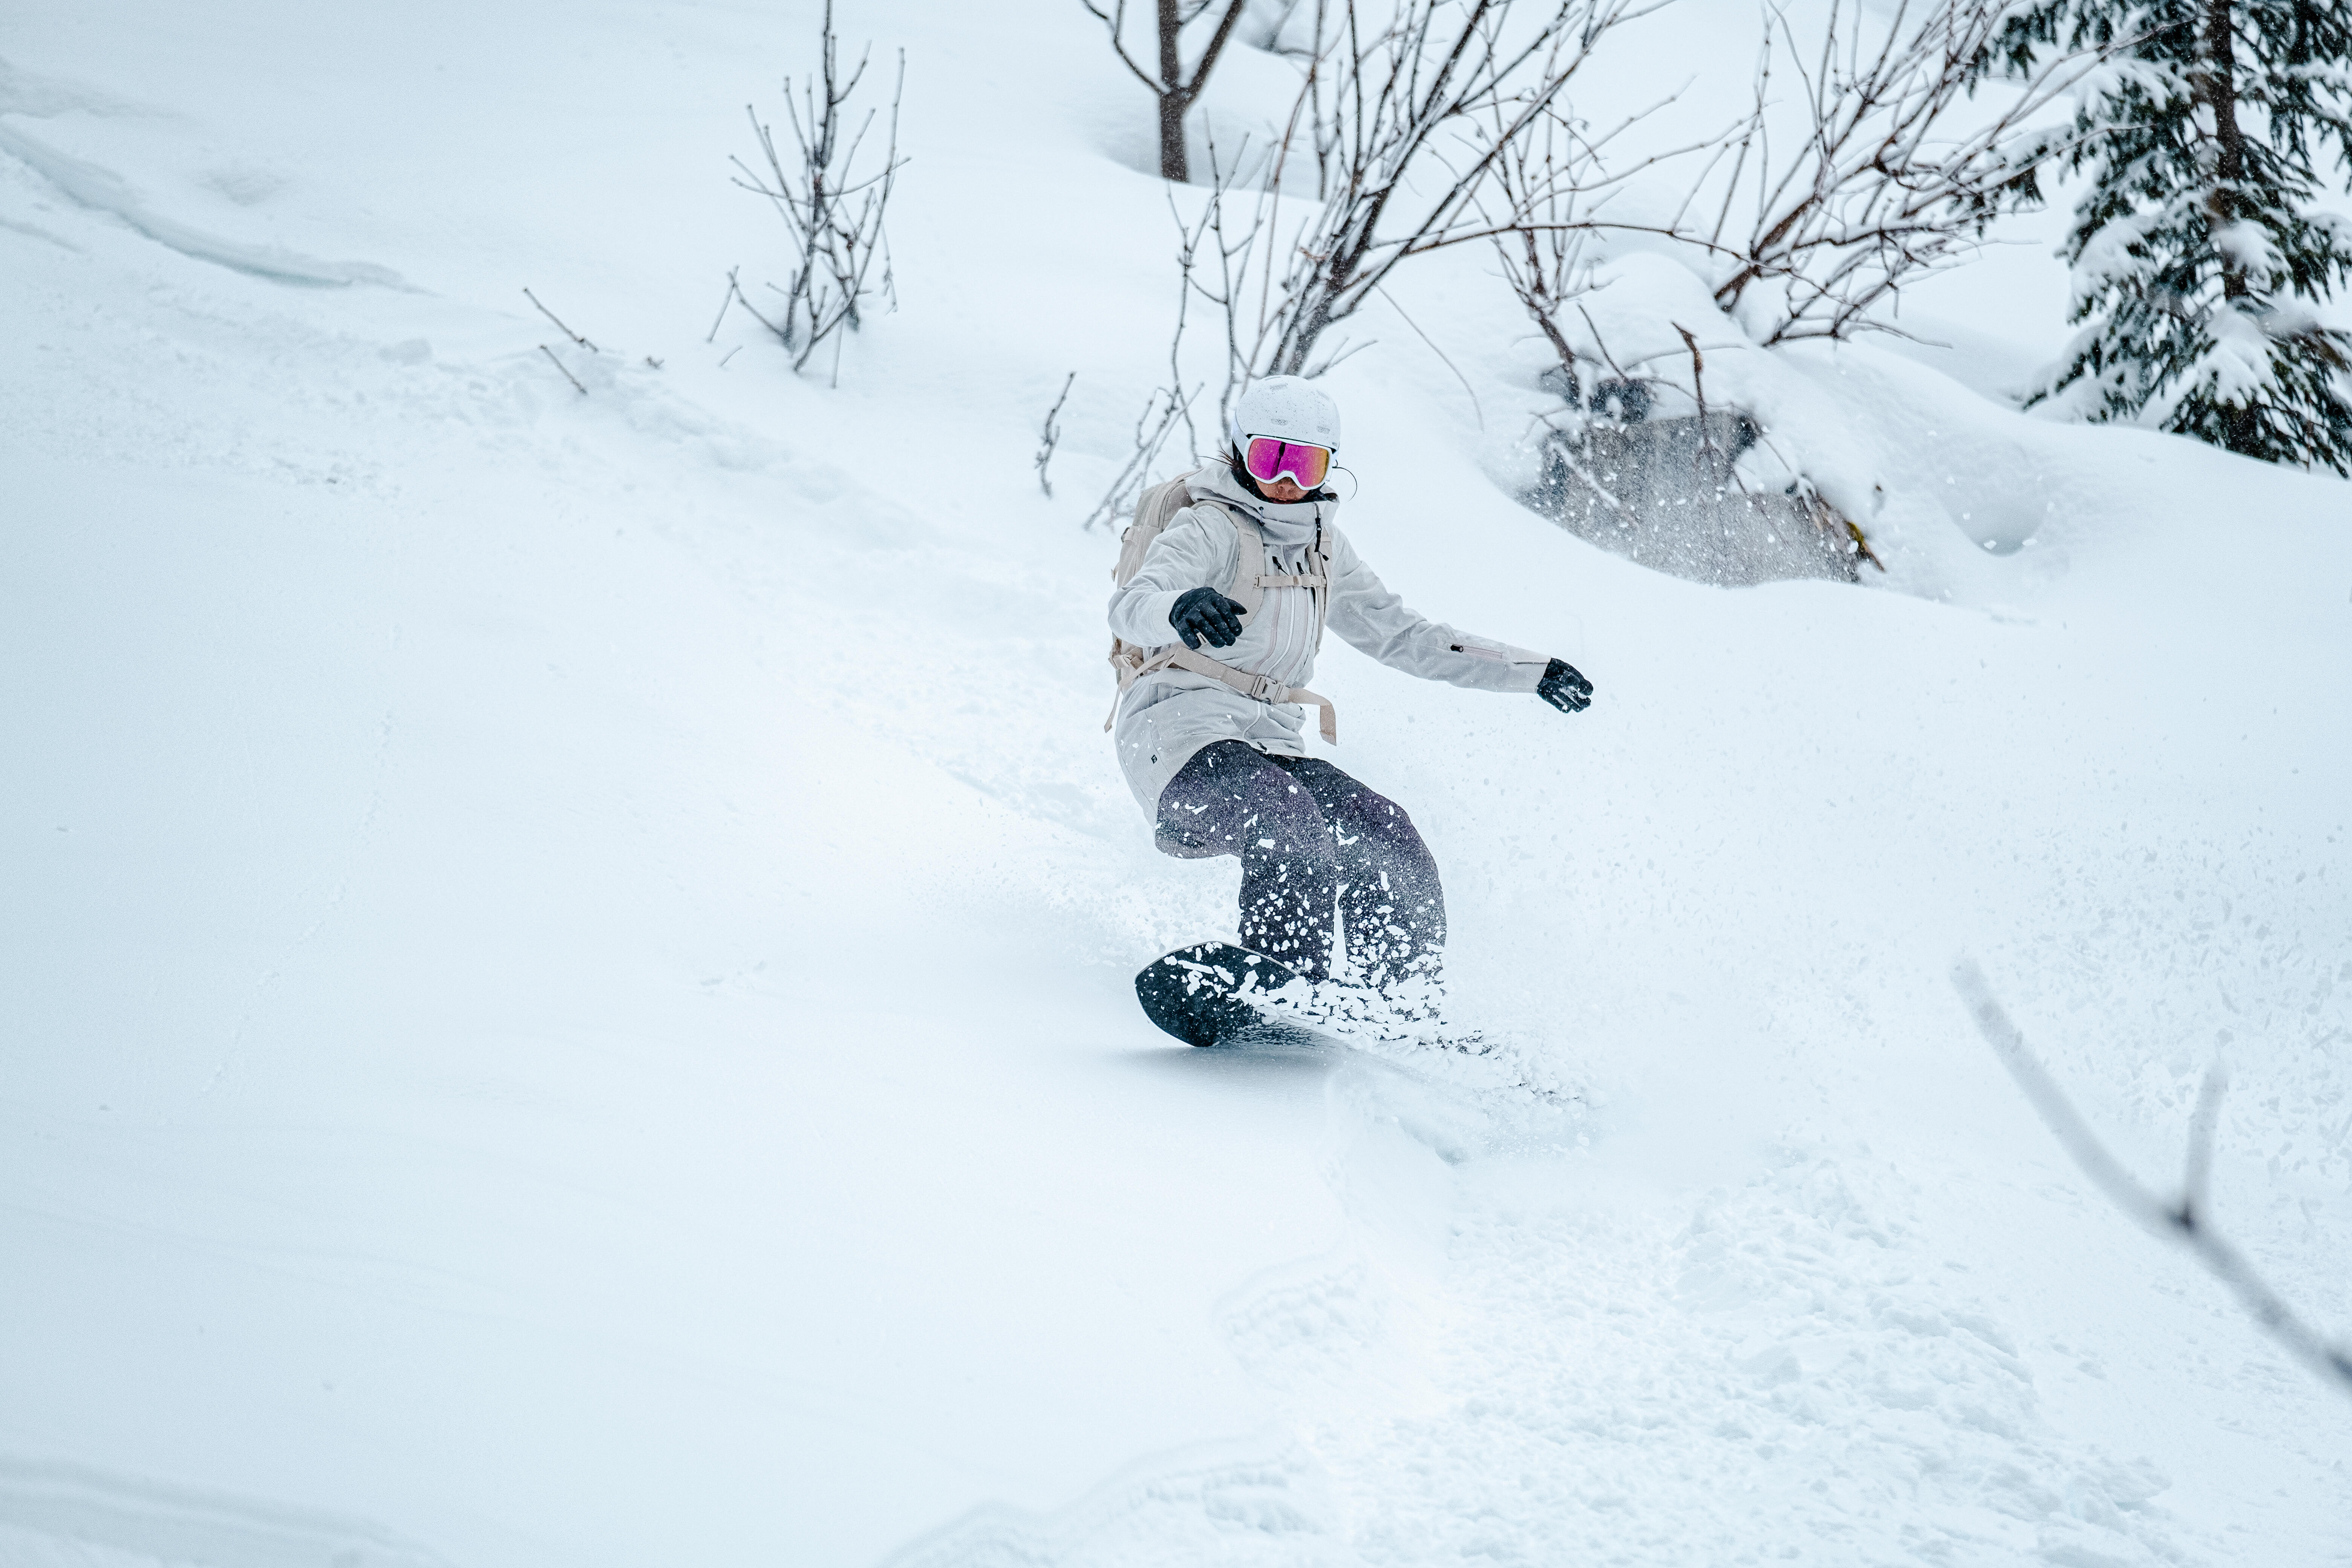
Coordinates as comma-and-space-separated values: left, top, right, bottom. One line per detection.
1243, 436, 1331, 490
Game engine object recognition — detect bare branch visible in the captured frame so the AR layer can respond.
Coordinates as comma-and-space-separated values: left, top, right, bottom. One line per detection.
1079, 0, 1166, 95
725, 268, 787, 338
1475, 93, 1687, 397
1178, 0, 1252, 104
524, 288, 597, 351
2182, 1064, 2228, 1227
706, 270, 740, 344
1377, 281, 1483, 428
1672, 322, 1721, 470
1083, 384, 1200, 530
1037, 371, 1076, 498
1952, 959, 2352, 1399
1078, 148, 1229, 528
1577, 301, 1632, 383
538, 345, 588, 395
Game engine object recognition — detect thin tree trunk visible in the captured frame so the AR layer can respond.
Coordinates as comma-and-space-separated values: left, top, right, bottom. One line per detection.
2202, 0, 2248, 302
1158, 0, 1189, 182
2199, 0, 2261, 452
1159, 92, 1190, 181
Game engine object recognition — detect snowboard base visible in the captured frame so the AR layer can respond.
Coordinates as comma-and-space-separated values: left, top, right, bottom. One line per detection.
1135, 942, 1313, 1047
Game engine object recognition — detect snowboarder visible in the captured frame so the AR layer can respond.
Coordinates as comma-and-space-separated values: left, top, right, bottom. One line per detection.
1108, 377, 1592, 1041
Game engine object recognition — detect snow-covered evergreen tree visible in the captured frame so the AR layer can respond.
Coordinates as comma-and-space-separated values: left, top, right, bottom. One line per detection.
1987, 0, 2352, 472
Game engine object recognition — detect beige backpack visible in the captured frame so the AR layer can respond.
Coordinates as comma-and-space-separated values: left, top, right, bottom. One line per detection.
1103, 470, 1338, 743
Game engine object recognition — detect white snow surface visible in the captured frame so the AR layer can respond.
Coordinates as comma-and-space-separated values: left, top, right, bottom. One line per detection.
5, 3, 2351, 1565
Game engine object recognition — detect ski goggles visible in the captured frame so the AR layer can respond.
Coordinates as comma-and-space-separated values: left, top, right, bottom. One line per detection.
1241, 435, 1333, 490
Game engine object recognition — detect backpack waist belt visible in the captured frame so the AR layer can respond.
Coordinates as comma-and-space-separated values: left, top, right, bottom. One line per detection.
1109, 642, 1338, 744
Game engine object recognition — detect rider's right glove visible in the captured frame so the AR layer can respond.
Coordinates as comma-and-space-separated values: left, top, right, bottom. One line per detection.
1170, 586, 1249, 651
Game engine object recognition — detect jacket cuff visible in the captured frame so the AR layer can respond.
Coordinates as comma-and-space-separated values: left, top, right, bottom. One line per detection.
1453, 634, 1552, 691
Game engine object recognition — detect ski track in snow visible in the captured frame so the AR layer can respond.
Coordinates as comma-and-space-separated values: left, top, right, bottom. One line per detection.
0, 1455, 451, 1568
3, 2, 2350, 1565
886, 1064, 2213, 1566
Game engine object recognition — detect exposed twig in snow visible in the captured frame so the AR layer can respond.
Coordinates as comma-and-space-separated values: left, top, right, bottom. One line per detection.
1952, 959, 2352, 1401
1575, 302, 1633, 386
1543, 438, 1624, 510
539, 345, 588, 395
720, 268, 791, 342
1671, 322, 1721, 471
524, 287, 597, 351
1037, 372, 1076, 498
706, 270, 741, 344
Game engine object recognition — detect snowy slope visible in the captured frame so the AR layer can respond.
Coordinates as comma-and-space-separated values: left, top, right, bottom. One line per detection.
4, 3, 2350, 1565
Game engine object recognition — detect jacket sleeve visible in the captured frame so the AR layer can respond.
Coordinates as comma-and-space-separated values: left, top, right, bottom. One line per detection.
1324, 529, 1552, 692
1107, 508, 1238, 648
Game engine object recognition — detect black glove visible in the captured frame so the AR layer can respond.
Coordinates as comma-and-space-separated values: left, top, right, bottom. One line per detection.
1170, 586, 1248, 651
1537, 657, 1593, 714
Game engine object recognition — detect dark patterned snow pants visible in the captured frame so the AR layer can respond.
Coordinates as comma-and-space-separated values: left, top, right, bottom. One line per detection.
1154, 740, 1445, 988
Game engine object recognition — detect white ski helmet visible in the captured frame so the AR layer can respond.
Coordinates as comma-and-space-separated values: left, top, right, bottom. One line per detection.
1229, 376, 1341, 453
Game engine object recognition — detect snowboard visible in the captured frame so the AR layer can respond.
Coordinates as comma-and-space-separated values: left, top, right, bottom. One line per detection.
1134, 942, 1317, 1047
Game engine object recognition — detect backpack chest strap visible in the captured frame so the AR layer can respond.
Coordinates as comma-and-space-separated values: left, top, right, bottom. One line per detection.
1192, 498, 1331, 641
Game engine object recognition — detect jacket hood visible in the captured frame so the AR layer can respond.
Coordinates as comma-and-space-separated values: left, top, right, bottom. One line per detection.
1190, 461, 1337, 548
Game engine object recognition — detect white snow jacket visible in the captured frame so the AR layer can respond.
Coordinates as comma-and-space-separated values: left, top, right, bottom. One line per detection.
1107, 462, 1553, 818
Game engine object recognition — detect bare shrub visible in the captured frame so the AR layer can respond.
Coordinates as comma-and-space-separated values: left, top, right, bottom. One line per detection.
1159, 0, 1663, 442
1685, 0, 2105, 344
1265, 0, 1653, 381
1073, 0, 1663, 527
726, 0, 907, 380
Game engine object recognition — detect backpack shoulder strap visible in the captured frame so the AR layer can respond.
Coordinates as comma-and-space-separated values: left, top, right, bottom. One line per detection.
1308, 524, 1332, 651
1189, 498, 1266, 619
1197, 501, 1330, 644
